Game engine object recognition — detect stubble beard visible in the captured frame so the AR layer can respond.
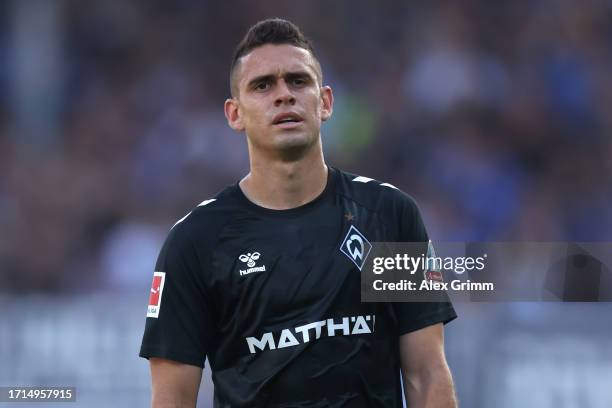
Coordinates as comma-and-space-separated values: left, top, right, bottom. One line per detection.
275, 128, 322, 162
250, 128, 320, 162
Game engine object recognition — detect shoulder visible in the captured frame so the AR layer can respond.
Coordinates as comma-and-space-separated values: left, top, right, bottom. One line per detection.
333, 167, 421, 217
163, 185, 239, 252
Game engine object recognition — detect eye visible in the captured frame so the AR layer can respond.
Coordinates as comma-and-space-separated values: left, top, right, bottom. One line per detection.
292, 77, 307, 86
255, 82, 270, 91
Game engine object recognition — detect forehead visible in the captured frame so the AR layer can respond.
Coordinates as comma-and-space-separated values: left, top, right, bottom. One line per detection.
237, 44, 318, 87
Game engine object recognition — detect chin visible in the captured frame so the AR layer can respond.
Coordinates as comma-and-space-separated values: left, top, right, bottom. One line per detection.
272, 132, 318, 158
275, 131, 316, 149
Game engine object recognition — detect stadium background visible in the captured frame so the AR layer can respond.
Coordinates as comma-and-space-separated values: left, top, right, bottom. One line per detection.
1, 0, 611, 406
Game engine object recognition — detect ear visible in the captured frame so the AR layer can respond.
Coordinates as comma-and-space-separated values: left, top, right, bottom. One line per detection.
224, 98, 245, 131
319, 86, 333, 122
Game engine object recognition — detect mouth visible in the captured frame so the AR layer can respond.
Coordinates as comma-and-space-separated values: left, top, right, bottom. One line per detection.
272, 112, 304, 128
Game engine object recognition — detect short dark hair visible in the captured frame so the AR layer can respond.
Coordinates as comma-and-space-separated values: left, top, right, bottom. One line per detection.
229, 18, 322, 96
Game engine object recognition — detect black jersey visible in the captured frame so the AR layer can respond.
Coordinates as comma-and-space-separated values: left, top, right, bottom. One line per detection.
140, 167, 456, 407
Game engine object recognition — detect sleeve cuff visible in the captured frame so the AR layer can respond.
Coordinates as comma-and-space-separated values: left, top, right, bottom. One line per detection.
139, 346, 206, 368
397, 306, 457, 336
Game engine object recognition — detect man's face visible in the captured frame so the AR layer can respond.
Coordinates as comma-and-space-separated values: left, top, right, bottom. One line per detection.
225, 44, 333, 157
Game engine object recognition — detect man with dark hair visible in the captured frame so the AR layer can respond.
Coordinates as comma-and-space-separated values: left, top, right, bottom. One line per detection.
140, 18, 457, 407
229, 18, 323, 97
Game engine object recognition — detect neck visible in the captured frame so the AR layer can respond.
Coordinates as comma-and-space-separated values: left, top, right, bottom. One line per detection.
240, 140, 328, 210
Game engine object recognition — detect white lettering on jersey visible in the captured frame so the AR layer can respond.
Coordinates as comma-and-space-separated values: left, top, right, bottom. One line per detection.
327, 317, 350, 336
351, 315, 372, 334
238, 252, 267, 276
277, 329, 300, 349
246, 332, 276, 354
245, 315, 376, 354
294, 321, 326, 342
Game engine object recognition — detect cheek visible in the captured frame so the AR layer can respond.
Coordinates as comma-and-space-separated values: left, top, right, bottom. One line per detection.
306, 93, 322, 119
242, 104, 267, 127
253, 112, 269, 128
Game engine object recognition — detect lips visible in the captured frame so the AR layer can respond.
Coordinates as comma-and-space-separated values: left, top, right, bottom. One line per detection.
272, 112, 304, 125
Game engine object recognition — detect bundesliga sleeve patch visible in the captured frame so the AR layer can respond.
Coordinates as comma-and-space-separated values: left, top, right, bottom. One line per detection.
424, 241, 444, 283
147, 272, 166, 318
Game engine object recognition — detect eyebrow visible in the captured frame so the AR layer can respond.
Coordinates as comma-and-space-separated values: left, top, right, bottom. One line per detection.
246, 71, 314, 89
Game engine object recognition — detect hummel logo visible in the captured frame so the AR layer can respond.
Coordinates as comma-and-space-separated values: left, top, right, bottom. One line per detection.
239, 252, 260, 267
238, 252, 266, 276
340, 225, 372, 271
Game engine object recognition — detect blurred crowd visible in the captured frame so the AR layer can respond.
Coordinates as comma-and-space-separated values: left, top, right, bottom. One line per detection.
1, 0, 611, 292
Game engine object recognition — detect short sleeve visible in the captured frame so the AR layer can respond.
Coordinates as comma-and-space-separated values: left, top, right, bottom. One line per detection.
139, 224, 213, 368
391, 195, 457, 335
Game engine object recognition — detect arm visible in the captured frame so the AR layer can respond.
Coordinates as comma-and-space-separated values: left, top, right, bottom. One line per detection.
150, 358, 203, 408
399, 323, 457, 408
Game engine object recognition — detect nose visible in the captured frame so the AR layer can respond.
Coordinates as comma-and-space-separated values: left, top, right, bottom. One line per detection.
274, 80, 296, 106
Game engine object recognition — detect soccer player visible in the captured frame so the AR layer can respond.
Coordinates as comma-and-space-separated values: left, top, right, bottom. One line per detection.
140, 18, 457, 407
